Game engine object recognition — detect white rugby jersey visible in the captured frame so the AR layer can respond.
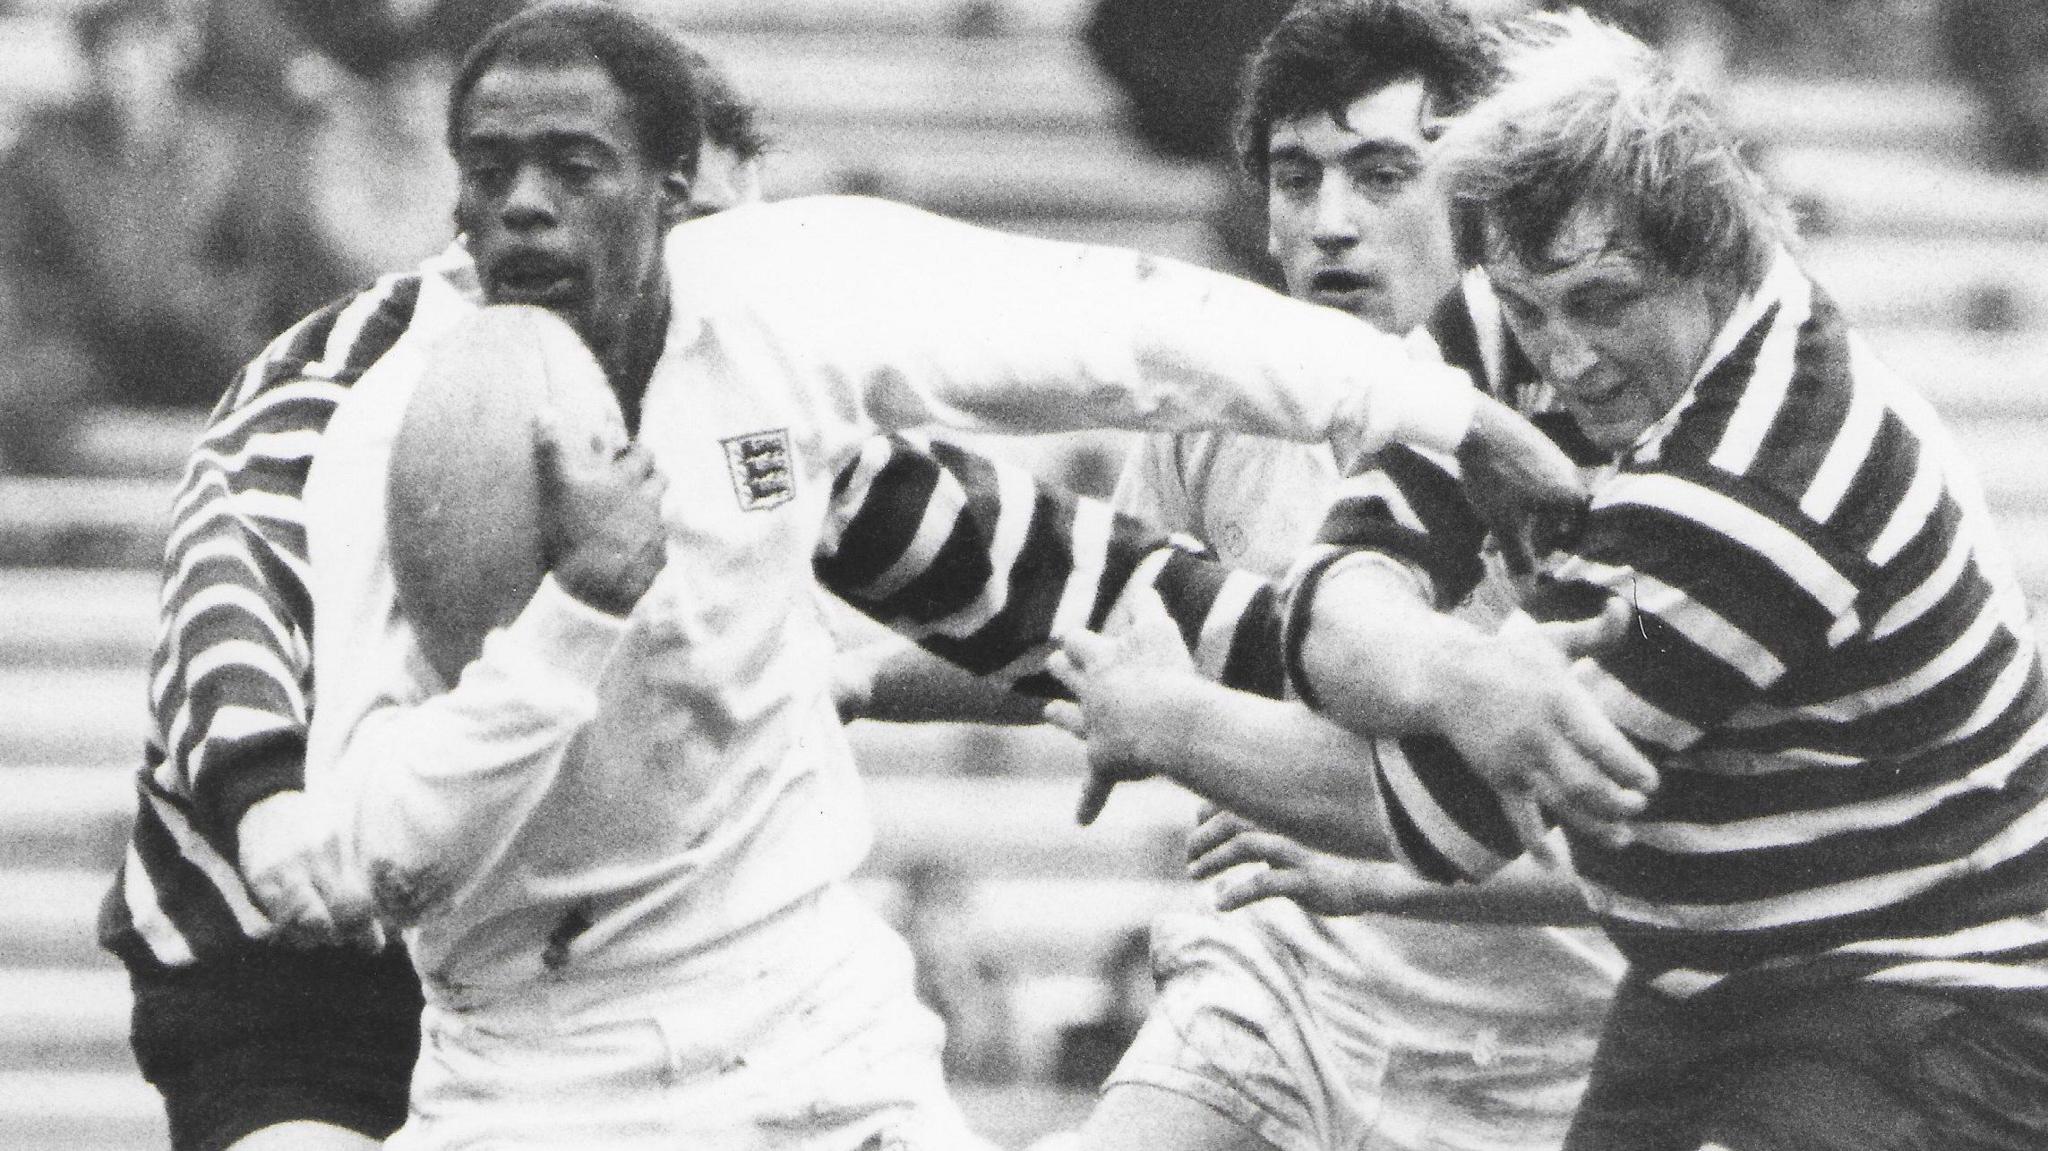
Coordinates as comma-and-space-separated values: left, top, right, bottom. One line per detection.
271, 195, 1482, 1002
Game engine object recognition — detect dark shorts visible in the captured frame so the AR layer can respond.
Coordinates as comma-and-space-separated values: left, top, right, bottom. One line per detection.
1565, 973, 2048, 1151
125, 942, 424, 1151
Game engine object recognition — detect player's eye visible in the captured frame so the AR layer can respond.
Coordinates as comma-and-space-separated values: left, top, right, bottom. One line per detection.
462, 160, 511, 193
1352, 165, 1415, 195
554, 156, 603, 185
1272, 167, 1317, 197
1568, 288, 1640, 326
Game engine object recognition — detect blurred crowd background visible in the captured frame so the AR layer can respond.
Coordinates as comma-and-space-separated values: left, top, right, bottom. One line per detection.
4, 0, 2048, 1145
0, 0, 523, 472
1, 0, 2044, 475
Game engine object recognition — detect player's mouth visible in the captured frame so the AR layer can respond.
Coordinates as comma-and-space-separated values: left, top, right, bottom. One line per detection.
486, 254, 586, 309
1566, 374, 1630, 410
1558, 374, 1641, 445
1306, 268, 1386, 310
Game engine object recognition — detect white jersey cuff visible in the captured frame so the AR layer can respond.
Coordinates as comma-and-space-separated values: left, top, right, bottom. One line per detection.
496, 574, 631, 688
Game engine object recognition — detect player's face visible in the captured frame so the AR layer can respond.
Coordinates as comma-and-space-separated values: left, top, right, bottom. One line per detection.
1485, 206, 1725, 453
1265, 78, 1459, 334
453, 59, 682, 354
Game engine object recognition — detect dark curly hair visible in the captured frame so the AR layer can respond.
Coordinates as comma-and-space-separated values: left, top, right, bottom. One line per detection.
446, 0, 703, 177
1235, 0, 1497, 187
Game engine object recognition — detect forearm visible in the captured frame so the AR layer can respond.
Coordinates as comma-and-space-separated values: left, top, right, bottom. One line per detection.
323, 577, 625, 924
1120, 672, 1398, 860
1114, 252, 1477, 452
836, 206, 1476, 450
1366, 850, 1595, 925
844, 636, 1045, 725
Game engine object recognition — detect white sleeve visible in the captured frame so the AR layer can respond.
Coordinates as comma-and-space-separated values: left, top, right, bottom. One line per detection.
683, 199, 1478, 453
320, 576, 626, 925
868, 231, 1475, 451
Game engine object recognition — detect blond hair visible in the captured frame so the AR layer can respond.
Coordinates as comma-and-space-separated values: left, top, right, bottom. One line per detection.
1434, 9, 1794, 285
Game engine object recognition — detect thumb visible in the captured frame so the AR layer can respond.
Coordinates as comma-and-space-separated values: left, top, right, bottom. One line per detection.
1056, 626, 1114, 673
1075, 771, 1117, 826
532, 407, 572, 509
1538, 595, 1634, 660
1122, 585, 1188, 654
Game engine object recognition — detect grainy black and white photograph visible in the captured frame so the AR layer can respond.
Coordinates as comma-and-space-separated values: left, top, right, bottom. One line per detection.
4, 0, 2048, 1148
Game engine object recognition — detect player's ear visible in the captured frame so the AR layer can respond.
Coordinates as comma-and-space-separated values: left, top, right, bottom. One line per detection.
658, 168, 692, 228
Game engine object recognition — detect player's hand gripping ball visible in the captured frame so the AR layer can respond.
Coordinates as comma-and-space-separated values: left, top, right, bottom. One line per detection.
389, 304, 660, 686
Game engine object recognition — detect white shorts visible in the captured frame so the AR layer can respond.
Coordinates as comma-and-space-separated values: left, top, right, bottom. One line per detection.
389, 884, 998, 1150
1106, 910, 1591, 1151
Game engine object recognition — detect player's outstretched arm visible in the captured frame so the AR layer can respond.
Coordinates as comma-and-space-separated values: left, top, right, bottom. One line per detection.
834, 634, 1046, 725
1186, 806, 1596, 926
783, 202, 1582, 483
316, 419, 668, 926
1046, 588, 1401, 859
1292, 560, 1654, 848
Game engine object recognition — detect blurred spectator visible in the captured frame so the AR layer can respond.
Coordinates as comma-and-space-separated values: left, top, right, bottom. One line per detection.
1083, 0, 1295, 163
1052, 928, 1154, 1090
1941, 0, 2048, 172
277, 0, 528, 287
0, 0, 341, 470
898, 858, 1022, 1084
1082, 0, 1295, 281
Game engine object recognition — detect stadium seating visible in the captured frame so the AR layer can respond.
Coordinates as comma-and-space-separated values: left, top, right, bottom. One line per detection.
3, 1, 2046, 1147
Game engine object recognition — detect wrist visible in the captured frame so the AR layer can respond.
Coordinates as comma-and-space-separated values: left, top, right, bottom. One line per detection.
1408, 621, 1497, 738
1365, 361, 1477, 456
1118, 669, 1208, 781
553, 557, 642, 617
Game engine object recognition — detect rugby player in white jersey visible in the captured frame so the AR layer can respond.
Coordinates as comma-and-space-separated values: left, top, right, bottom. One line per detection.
1049, 12, 2048, 1151
101, 32, 767, 1151
1082, 3, 1620, 1148
180, 3, 1641, 1147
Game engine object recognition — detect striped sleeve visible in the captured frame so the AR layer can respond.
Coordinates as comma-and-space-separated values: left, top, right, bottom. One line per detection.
106, 273, 427, 967
816, 434, 1287, 699
1372, 735, 1527, 881
1274, 457, 1862, 876
1273, 445, 1491, 708
152, 310, 352, 855
1311, 445, 1489, 608
815, 434, 1523, 881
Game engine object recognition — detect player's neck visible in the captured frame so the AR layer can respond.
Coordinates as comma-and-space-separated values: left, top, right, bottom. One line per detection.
602, 285, 672, 435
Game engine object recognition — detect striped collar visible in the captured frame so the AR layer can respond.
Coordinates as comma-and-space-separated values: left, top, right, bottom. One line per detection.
1624, 247, 1808, 468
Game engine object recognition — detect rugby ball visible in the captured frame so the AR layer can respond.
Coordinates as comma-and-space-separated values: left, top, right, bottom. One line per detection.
388, 305, 627, 685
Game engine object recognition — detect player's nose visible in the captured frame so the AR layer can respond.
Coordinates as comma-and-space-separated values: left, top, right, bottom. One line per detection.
1309, 184, 1360, 248
1540, 332, 1601, 388
501, 166, 559, 230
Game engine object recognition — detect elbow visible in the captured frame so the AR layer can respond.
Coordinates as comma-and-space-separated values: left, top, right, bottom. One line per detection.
366, 858, 446, 929
349, 798, 460, 929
